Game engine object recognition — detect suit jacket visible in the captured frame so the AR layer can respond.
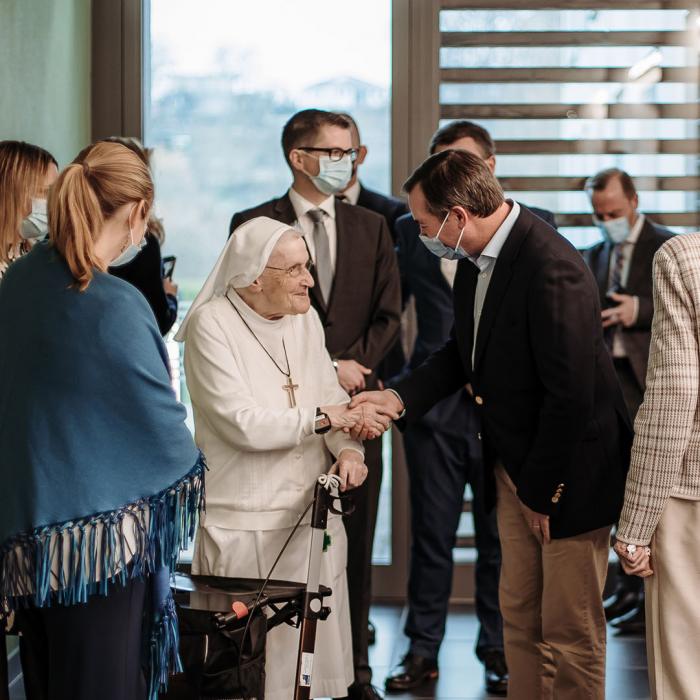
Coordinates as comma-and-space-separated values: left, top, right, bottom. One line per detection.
353, 183, 408, 379
394, 206, 633, 538
229, 194, 401, 385
582, 217, 674, 389
356, 184, 408, 242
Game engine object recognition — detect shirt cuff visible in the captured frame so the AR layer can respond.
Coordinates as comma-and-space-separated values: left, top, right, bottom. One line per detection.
386, 389, 406, 418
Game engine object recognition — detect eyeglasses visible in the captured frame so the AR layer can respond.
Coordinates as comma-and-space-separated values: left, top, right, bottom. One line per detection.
296, 147, 358, 163
265, 259, 313, 278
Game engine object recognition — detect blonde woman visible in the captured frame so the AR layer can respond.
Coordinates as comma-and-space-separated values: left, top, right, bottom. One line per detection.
0, 141, 204, 700
0, 140, 58, 280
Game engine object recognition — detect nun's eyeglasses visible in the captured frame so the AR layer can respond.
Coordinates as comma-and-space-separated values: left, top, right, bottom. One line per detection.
297, 147, 358, 162
265, 260, 314, 278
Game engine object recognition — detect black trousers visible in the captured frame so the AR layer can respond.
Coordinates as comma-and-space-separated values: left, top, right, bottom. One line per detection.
403, 418, 503, 661
15, 578, 147, 700
342, 434, 383, 686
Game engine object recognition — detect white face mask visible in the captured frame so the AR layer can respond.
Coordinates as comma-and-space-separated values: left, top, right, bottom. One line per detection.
305, 154, 353, 196
110, 206, 147, 267
20, 198, 49, 240
593, 215, 631, 245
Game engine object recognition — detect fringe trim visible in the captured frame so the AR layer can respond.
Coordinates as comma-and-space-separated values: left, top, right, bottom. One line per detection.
149, 590, 183, 700
0, 452, 206, 698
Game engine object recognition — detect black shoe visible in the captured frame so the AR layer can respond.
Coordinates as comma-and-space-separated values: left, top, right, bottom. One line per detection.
482, 649, 508, 697
603, 589, 642, 621
368, 619, 376, 646
610, 604, 645, 635
345, 681, 384, 699
385, 653, 438, 692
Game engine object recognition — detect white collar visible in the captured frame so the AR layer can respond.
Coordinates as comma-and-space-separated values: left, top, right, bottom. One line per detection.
288, 187, 337, 220
468, 200, 520, 272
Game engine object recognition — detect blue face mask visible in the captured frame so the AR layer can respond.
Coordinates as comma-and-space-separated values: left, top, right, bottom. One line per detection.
594, 215, 630, 245
20, 198, 49, 241
419, 211, 468, 260
306, 154, 353, 196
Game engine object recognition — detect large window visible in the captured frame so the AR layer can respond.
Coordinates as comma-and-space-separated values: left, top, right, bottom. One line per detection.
145, 1, 394, 566
145, 0, 391, 300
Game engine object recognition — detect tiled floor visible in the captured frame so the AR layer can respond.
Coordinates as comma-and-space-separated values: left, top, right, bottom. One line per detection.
363, 604, 650, 700
9, 604, 650, 699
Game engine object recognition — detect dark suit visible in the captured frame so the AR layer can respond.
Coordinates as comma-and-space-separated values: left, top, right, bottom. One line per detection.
395, 205, 631, 536
353, 182, 408, 380
230, 193, 401, 686
356, 183, 408, 242
583, 217, 673, 395
391, 203, 557, 662
583, 216, 673, 603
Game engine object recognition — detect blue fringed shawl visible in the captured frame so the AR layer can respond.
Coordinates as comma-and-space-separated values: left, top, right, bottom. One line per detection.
0, 242, 205, 699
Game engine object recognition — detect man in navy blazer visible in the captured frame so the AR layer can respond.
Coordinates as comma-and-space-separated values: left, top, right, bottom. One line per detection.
355, 150, 631, 700
384, 121, 556, 697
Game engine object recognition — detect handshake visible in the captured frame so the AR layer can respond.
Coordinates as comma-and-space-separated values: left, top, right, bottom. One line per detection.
322, 390, 405, 440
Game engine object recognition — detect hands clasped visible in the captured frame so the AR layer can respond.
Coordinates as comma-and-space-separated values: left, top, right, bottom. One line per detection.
613, 538, 653, 578
322, 390, 404, 442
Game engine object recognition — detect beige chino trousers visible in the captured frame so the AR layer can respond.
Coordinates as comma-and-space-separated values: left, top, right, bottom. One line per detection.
495, 465, 610, 700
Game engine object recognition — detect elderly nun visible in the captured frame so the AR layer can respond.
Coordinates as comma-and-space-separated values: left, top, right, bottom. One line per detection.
176, 217, 388, 699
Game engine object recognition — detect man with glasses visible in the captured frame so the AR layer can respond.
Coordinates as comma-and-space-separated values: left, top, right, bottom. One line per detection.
229, 109, 401, 700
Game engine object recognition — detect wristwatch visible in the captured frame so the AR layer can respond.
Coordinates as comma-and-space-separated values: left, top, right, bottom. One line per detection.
314, 407, 332, 434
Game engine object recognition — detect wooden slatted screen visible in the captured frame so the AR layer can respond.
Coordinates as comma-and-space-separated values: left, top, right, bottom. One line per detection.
435, 1, 699, 559
438, 0, 699, 254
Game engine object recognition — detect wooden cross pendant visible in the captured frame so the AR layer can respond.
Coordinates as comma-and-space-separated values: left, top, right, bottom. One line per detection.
283, 376, 299, 408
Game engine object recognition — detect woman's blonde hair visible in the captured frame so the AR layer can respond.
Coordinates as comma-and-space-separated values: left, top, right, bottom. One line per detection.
0, 140, 57, 266
101, 136, 166, 244
49, 141, 154, 290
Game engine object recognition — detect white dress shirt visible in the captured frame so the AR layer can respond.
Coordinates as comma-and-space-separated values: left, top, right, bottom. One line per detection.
288, 187, 338, 274
468, 201, 521, 367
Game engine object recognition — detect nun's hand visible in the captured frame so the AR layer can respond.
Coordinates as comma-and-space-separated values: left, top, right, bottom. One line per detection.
330, 450, 368, 491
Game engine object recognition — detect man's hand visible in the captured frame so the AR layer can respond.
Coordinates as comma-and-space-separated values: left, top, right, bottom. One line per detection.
336, 360, 372, 395
346, 404, 393, 441
613, 538, 654, 578
601, 293, 636, 328
330, 449, 368, 491
519, 500, 551, 545
346, 390, 403, 440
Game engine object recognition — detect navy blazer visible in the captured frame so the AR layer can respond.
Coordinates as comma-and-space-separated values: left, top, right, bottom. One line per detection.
394, 206, 632, 538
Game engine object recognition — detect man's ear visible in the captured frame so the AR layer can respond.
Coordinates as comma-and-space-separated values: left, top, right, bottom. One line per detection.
485, 156, 496, 174
287, 148, 305, 173
453, 205, 471, 229
356, 145, 368, 166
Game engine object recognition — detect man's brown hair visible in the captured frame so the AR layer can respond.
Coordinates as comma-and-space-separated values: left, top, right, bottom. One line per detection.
281, 109, 351, 165
403, 149, 503, 219
429, 120, 495, 158
584, 168, 637, 200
